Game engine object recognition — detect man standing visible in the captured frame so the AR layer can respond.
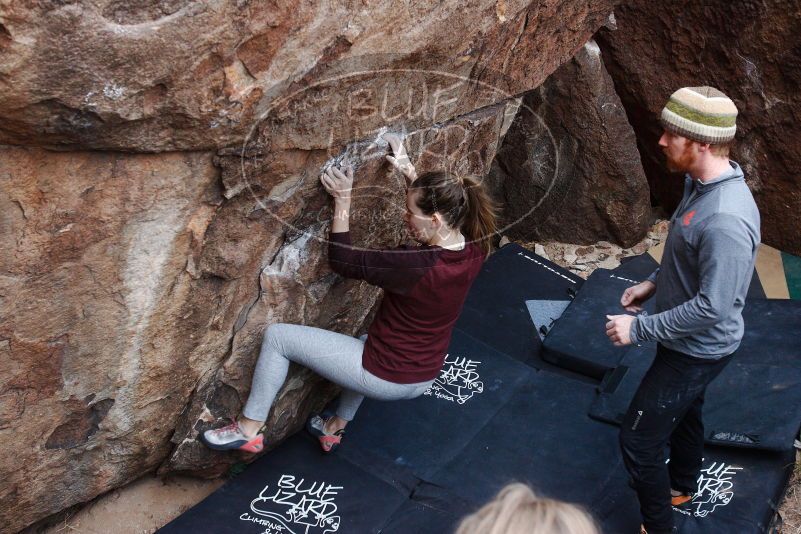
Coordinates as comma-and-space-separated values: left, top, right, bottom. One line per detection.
605, 86, 761, 534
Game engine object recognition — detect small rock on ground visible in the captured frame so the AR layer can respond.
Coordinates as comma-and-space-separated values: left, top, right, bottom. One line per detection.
513, 220, 669, 279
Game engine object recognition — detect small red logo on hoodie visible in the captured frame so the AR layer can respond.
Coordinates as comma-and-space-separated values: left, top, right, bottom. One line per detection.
683, 210, 697, 226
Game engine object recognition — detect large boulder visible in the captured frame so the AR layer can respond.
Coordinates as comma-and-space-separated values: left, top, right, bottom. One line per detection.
597, 0, 801, 255
0, 100, 513, 532
0, 149, 221, 530
0, 1, 628, 531
487, 39, 651, 247
0, 0, 620, 152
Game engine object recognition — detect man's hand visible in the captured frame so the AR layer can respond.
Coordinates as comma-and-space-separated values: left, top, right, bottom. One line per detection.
382, 132, 417, 184
320, 163, 354, 200
620, 280, 656, 312
606, 314, 635, 346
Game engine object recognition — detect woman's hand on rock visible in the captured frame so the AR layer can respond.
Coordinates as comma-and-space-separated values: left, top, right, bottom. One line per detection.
383, 132, 417, 184
320, 163, 354, 202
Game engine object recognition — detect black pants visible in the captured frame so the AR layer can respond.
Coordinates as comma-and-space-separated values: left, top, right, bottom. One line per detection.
619, 344, 733, 533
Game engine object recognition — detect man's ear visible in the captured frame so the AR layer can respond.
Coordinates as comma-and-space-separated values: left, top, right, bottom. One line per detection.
697, 142, 711, 153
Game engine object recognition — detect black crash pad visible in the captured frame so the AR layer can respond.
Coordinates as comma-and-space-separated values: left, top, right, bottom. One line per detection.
377, 484, 474, 534
590, 299, 801, 451
158, 434, 410, 534
734, 299, 801, 367
613, 252, 766, 299
598, 446, 795, 534
456, 243, 583, 369
378, 501, 463, 534
542, 269, 656, 379
613, 252, 660, 282
340, 328, 537, 479
592, 356, 801, 451
541, 265, 780, 381
427, 370, 626, 516
162, 266, 794, 533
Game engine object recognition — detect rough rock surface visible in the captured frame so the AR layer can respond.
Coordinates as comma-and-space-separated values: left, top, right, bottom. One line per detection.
597, 0, 801, 255
487, 40, 651, 247
0, 148, 221, 532
0, 101, 513, 532
0, 0, 619, 152
0, 2, 629, 531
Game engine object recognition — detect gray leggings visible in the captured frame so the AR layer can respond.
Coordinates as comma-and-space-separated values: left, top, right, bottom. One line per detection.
243, 323, 435, 422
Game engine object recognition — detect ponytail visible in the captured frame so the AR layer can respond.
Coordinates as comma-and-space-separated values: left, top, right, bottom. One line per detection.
410, 172, 498, 258
462, 175, 498, 257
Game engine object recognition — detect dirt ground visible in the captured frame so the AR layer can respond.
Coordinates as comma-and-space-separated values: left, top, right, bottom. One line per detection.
780, 452, 801, 534
29, 224, 800, 533
37, 475, 223, 534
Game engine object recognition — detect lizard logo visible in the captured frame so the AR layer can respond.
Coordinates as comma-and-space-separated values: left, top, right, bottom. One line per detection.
244, 474, 342, 534
672, 460, 742, 518
424, 354, 484, 404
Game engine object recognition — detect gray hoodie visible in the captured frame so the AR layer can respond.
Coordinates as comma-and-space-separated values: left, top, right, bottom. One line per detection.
631, 161, 760, 358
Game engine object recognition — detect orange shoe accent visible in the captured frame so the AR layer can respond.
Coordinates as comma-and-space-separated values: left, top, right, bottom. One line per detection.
240, 434, 265, 453
306, 413, 344, 453
671, 493, 693, 506
318, 433, 342, 453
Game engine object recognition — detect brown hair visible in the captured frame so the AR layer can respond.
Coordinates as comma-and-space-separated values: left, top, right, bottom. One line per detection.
410, 171, 497, 257
455, 483, 600, 534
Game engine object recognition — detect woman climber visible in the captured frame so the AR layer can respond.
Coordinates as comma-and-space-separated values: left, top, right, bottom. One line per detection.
200, 132, 497, 453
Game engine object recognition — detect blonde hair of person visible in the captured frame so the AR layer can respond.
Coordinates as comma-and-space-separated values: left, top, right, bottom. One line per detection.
455, 483, 600, 534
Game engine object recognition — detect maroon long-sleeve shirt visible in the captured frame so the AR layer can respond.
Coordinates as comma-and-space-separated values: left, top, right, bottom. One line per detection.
328, 231, 485, 383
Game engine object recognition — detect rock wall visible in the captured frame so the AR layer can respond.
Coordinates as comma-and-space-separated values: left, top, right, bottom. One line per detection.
0, 1, 622, 531
0, 149, 221, 530
597, 0, 801, 255
1, 0, 618, 152
487, 39, 651, 247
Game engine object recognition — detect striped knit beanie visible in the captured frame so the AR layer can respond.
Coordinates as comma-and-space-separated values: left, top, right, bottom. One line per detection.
661, 86, 738, 144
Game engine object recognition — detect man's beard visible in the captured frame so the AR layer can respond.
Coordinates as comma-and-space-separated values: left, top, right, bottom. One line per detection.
665, 140, 696, 173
